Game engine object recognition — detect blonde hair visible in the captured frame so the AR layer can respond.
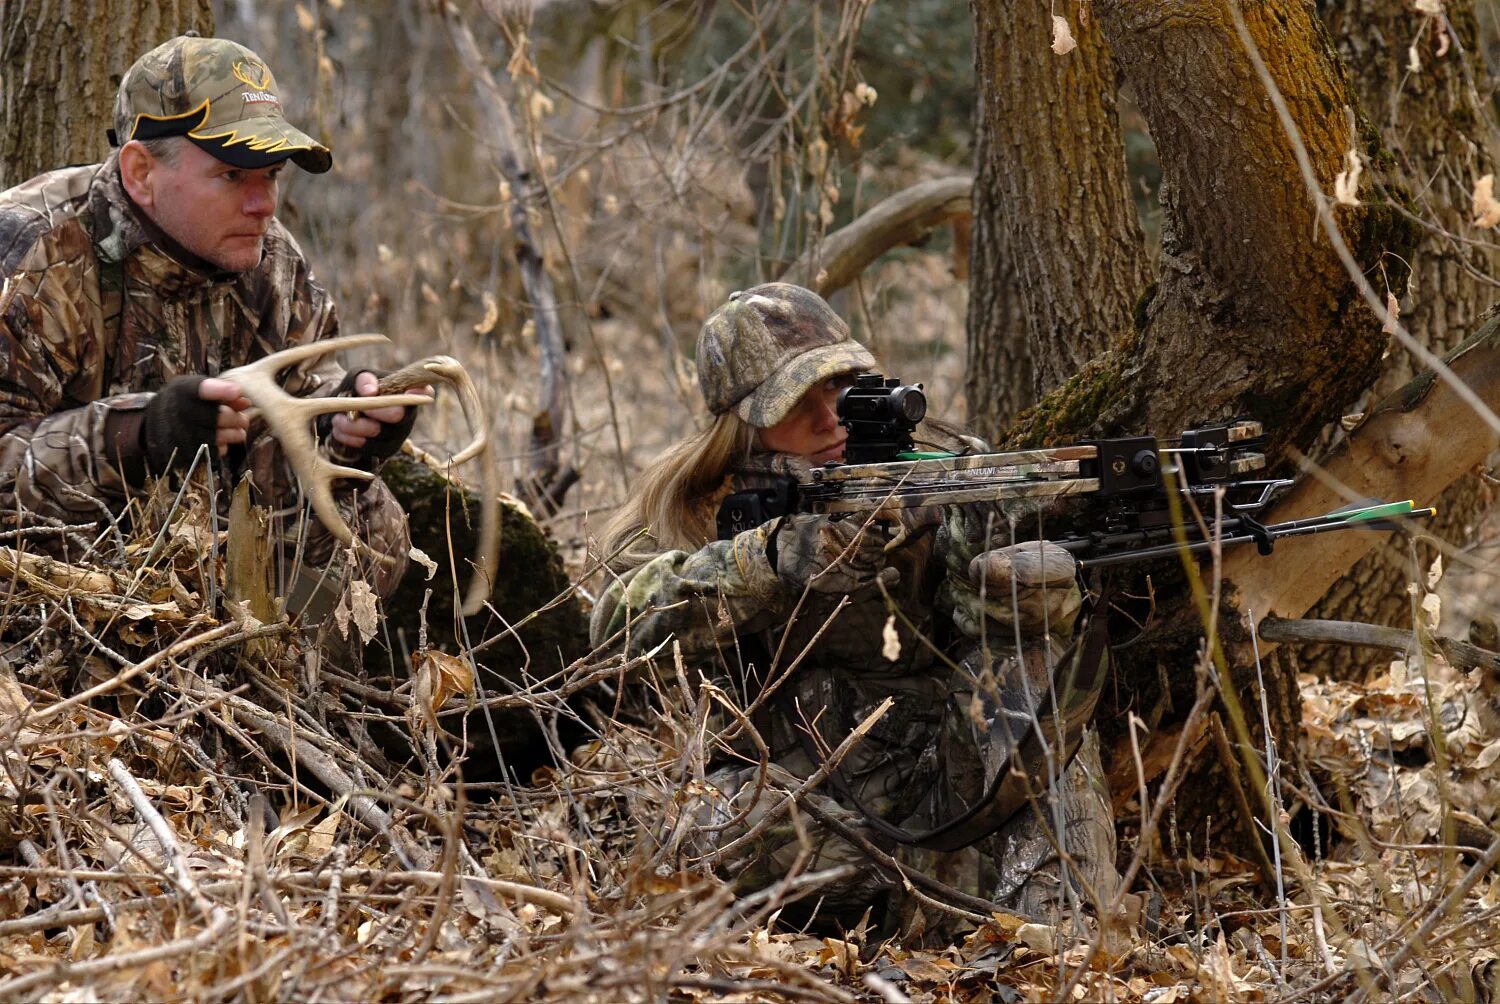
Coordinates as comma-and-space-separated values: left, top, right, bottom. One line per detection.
598, 412, 757, 572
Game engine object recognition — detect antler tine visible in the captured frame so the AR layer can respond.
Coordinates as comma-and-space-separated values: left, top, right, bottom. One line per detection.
220, 335, 431, 565
379, 356, 487, 463
228, 332, 392, 379
375, 356, 498, 617
219, 335, 500, 614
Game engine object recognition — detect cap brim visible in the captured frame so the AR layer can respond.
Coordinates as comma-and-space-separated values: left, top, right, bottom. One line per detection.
736, 341, 876, 428
188, 115, 332, 174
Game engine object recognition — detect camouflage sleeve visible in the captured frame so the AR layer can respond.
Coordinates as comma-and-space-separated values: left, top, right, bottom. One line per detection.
589, 525, 790, 663
257, 233, 345, 398
0, 262, 146, 519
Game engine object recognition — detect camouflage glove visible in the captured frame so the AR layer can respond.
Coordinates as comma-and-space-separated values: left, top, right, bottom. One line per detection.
141, 375, 219, 473
944, 540, 1082, 641
768, 513, 897, 594
316, 369, 419, 465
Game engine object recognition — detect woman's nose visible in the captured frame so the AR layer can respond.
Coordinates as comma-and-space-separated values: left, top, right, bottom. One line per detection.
813, 393, 839, 430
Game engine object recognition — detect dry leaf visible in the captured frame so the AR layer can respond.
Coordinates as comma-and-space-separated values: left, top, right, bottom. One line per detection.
527, 90, 555, 121
332, 591, 351, 640
1017, 922, 1056, 953
1474, 175, 1500, 227
1408, 42, 1422, 73
1421, 592, 1441, 630
1382, 290, 1401, 335
1333, 148, 1361, 206
349, 580, 379, 644
1416, 0, 1444, 13
881, 615, 901, 662
414, 649, 476, 711
408, 545, 438, 580
295, 3, 315, 32
505, 34, 539, 82
474, 291, 500, 336
1437, 29, 1451, 58
1427, 555, 1444, 591
305, 800, 346, 858
1051, 15, 1077, 55
854, 82, 877, 106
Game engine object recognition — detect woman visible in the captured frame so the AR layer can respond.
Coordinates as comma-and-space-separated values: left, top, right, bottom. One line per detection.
593, 283, 1117, 933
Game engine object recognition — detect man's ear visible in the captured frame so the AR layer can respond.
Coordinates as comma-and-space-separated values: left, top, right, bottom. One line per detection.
118, 141, 155, 209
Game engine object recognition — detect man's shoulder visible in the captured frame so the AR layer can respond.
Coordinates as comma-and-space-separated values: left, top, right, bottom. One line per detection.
0, 163, 102, 277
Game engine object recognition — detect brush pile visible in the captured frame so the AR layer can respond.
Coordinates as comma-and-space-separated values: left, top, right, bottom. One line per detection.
1, 477, 1498, 1002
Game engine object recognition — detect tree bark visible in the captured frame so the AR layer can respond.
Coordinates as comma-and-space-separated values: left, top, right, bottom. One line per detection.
1299, 0, 1498, 679
1009, 0, 1415, 453
967, 0, 1434, 851
0, 0, 213, 187
966, 0, 1149, 437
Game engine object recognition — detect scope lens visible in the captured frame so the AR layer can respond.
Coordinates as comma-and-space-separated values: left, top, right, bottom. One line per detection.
895, 387, 927, 423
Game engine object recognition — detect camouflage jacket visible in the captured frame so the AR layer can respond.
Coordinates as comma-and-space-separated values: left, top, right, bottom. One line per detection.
589, 451, 947, 684
0, 154, 342, 522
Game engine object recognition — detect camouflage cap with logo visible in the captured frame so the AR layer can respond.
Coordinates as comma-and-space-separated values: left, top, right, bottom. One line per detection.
110, 35, 332, 174
697, 283, 875, 428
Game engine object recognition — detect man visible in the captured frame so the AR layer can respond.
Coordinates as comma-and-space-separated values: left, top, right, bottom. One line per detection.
0, 34, 421, 618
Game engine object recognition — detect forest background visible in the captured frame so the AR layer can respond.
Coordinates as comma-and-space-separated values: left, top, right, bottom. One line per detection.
5, 0, 1500, 1000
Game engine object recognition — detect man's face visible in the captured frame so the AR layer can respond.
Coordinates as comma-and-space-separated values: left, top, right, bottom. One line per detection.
127, 140, 285, 272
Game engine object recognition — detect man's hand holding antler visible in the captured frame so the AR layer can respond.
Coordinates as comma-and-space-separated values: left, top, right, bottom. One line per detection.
323, 370, 433, 466
140, 376, 254, 473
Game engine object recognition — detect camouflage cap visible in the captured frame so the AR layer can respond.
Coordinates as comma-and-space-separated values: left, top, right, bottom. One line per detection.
111, 35, 332, 174
697, 283, 875, 428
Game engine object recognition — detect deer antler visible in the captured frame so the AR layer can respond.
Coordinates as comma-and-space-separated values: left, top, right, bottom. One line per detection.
373, 354, 498, 616
220, 334, 499, 617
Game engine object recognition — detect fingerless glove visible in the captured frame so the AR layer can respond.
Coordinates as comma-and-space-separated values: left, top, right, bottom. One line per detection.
317, 369, 419, 465
141, 375, 219, 473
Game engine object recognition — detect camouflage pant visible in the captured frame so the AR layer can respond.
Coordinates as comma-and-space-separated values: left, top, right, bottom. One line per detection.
682, 646, 1119, 934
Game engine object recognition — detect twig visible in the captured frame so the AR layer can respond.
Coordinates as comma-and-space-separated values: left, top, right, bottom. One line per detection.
794, 798, 995, 922
1347, 835, 1500, 1004
0, 912, 233, 1000
0, 866, 576, 940
705, 697, 891, 864
1258, 616, 1500, 673
670, 975, 855, 1004
105, 757, 216, 921
3, 621, 249, 740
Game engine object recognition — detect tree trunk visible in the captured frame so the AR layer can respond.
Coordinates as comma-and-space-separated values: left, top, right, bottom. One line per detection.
1298, 0, 1498, 680
0, 0, 213, 187
965, 0, 1149, 437
969, 0, 1436, 853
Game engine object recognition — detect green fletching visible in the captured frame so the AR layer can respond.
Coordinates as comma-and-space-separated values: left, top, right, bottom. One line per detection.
1341, 500, 1415, 523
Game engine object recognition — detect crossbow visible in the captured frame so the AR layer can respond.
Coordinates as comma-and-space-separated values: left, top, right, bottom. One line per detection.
718, 374, 1435, 853
716, 374, 1435, 562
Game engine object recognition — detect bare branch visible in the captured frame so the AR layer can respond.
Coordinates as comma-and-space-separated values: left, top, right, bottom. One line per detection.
778, 176, 972, 296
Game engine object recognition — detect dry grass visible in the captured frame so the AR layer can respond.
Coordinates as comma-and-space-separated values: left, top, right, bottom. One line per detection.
0, 462, 1498, 1001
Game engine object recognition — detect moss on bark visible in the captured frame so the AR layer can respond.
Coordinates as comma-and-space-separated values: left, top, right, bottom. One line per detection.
377, 457, 588, 749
